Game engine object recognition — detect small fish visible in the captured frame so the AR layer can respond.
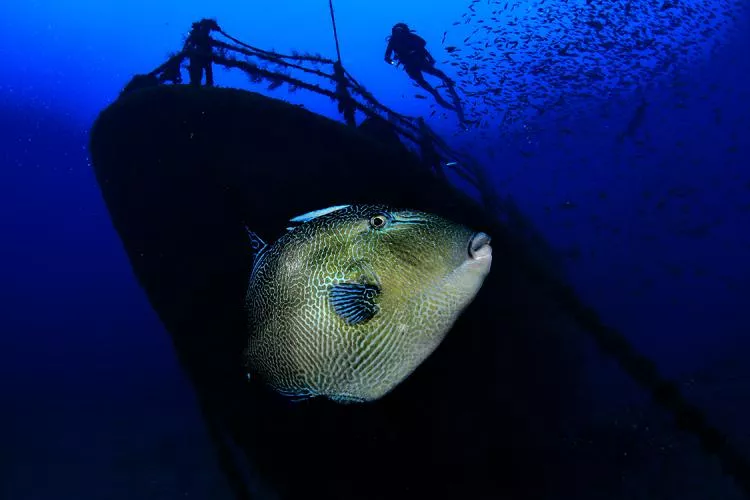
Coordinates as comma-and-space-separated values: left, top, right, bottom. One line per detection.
617, 95, 648, 143
244, 205, 492, 403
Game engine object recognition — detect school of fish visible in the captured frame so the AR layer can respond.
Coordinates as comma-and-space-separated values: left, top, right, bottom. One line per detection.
434, 0, 745, 132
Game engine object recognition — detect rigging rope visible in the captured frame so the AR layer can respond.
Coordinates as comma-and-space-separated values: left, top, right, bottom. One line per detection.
218, 29, 334, 64
328, 0, 343, 63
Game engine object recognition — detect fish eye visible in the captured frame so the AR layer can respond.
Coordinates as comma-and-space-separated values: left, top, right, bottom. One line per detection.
369, 214, 388, 229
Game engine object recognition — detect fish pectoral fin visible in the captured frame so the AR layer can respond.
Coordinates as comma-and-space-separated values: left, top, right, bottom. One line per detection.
329, 282, 381, 325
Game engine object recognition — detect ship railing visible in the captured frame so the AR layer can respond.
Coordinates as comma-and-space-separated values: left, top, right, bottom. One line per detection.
146, 23, 496, 210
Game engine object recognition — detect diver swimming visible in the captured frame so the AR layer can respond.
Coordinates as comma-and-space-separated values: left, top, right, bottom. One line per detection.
384, 23, 465, 121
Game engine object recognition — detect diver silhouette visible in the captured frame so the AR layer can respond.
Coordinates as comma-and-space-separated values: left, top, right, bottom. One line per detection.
184, 19, 220, 87
384, 23, 461, 115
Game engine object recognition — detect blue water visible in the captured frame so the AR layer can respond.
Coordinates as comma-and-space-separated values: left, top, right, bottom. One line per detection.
1, 0, 749, 498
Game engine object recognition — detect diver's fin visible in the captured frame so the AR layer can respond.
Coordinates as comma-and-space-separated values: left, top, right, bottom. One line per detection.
289, 205, 350, 223
443, 85, 466, 122
329, 282, 381, 325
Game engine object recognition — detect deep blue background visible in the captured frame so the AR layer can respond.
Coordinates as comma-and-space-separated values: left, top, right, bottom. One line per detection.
1, 0, 748, 498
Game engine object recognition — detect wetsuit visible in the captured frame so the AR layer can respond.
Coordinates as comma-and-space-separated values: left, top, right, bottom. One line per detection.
385, 32, 432, 78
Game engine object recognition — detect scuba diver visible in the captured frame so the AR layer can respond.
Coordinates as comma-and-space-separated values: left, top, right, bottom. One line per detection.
384, 23, 463, 117
183, 19, 220, 87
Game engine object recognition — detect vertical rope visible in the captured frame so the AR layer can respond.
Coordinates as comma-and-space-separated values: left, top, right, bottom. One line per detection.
328, 0, 342, 62
327, 0, 354, 124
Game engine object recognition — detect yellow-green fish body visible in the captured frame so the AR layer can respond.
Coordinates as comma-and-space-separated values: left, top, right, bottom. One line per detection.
244, 204, 492, 403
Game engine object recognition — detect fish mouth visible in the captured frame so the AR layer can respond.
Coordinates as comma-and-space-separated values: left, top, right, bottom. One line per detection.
468, 232, 492, 260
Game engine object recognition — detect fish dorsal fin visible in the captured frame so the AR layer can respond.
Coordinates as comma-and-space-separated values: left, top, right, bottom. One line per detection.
289, 205, 350, 224
244, 226, 267, 253
245, 226, 270, 280
329, 282, 381, 325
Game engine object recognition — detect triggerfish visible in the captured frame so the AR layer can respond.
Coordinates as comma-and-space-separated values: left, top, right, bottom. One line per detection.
244, 204, 492, 403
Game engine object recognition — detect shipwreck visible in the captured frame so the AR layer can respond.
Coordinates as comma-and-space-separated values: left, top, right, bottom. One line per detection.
88, 12, 750, 500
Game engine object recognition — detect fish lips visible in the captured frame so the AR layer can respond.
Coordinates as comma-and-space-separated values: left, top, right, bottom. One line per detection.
468, 231, 492, 261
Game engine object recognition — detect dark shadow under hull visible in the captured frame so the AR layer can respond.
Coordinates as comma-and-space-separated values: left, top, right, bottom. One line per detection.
89, 85, 605, 499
